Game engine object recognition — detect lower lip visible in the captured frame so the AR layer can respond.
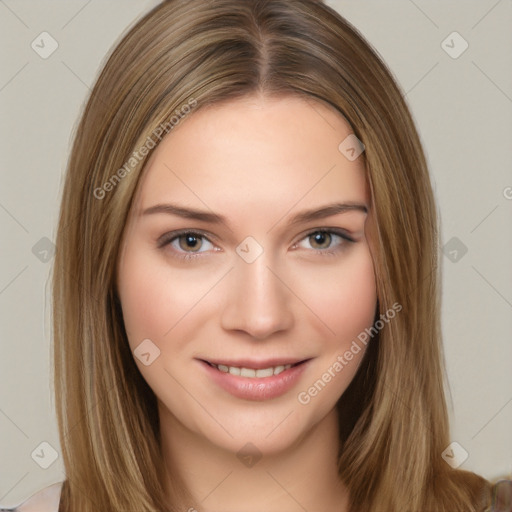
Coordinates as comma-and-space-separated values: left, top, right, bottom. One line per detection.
198, 360, 310, 401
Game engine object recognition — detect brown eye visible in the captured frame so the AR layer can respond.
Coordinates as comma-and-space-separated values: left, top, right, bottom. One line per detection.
293, 229, 354, 255
308, 231, 332, 249
158, 230, 217, 260
178, 233, 203, 252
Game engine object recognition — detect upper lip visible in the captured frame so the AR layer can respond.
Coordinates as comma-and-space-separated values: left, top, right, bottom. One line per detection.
199, 357, 311, 369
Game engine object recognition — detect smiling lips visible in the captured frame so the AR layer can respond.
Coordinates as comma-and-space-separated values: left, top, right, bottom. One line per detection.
199, 358, 311, 400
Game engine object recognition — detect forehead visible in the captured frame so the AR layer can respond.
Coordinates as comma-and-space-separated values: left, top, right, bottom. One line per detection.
133, 95, 369, 220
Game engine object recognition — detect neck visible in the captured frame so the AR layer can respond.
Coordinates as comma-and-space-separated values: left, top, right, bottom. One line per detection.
159, 402, 349, 512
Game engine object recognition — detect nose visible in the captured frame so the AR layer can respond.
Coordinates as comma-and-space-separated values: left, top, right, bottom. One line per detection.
220, 252, 294, 340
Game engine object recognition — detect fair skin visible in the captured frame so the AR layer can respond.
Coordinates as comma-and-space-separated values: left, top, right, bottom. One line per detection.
117, 94, 377, 512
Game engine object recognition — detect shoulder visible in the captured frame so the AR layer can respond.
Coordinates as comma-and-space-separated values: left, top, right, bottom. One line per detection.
486, 478, 512, 512
453, 471, 512, 511
10, 482, 63, 512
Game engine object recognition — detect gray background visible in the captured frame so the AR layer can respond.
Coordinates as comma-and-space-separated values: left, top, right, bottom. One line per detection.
1, 0, 511, 507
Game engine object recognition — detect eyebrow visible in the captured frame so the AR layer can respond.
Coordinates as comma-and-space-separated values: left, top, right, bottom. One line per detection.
141, 201, 368, 227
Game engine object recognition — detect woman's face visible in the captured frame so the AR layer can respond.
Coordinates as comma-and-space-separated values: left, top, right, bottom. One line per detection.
117, 94, 377, 455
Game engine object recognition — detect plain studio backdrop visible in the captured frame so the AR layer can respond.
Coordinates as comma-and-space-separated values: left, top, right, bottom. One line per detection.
0, 0, 511, 507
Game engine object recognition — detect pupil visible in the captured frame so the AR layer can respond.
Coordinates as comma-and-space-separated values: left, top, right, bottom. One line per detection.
312, 232, 331, 249
180, 234, 201, 251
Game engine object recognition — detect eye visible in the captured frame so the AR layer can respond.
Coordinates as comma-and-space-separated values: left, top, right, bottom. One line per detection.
294, 229, 353, 254
175, 232, 212, 253
158, 230, 216, 258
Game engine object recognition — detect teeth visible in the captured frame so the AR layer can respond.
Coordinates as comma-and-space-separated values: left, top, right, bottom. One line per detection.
255, 368, 273, 378
241, 367, 256, 378
213, 363, 293, 378
273, 365, 285, 375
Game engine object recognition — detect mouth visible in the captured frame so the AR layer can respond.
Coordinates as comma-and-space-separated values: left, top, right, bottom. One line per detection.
204, 359, 307, 379
197, 357, 311, 401
202, 359, 307, 379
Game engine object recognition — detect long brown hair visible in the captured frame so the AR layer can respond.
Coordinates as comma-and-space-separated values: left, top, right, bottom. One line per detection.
52, 1, 493, 510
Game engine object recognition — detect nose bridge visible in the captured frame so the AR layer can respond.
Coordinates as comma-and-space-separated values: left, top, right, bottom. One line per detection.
220, 247, 294, 339
240, 253, 279, 304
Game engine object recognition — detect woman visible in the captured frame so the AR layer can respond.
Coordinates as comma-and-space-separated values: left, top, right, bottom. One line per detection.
11, 0, 508, 510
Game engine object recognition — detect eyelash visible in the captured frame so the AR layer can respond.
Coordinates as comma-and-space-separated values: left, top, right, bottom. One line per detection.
157, 228, 355, 261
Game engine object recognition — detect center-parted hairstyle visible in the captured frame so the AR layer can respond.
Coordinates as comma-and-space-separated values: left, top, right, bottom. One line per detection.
52, 1, 492, 510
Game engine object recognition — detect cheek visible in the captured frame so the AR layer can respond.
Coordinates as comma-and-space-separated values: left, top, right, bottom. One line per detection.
117, 246, 194, 351
295, 245, 377, 346
333, 252, 376, 339
293, 247, 376, 409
